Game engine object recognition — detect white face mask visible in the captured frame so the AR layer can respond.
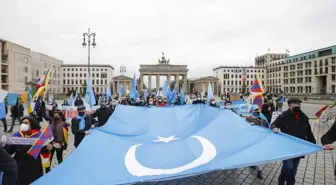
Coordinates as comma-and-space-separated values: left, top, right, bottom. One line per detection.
112, 102, 117, 106
149, 101, 153, 105
20, 124, 30, 132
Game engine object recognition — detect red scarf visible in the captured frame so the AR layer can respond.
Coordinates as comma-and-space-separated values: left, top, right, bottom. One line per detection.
292, 111, 299, 120
21, 129, 40, 138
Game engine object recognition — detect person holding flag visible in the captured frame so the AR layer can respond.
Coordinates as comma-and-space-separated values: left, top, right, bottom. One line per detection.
2, 116, 51, 185
71, 105, 97, 148
45, 110, 69, 173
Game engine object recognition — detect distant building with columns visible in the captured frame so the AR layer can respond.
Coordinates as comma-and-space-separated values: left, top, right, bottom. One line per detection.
139, 53, 189, 93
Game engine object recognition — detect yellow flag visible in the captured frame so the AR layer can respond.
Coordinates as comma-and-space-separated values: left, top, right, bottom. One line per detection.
21, 92, 28, 104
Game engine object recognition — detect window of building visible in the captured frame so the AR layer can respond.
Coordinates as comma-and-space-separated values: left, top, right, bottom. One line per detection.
80, 68, 82, 71
75, 80, 78, 85
101, 80, 103, 84
72, 68, 74, 71
80, 79, 82, 84
325, 59, 329, 66
76, 68, 78, 71
84, 73, 86, 78
96, 79, 99, 84
75, 73, 78, 77
325, 67, 328, 74
80, 73, 82, 77
92, 68, 95, 71
92, 80, 95, 85
71, 79, 74, 84
67, 79, 70, 84
96, 73, 99, 78
71, 73, 74, 77
101, 73, 107, 78
92, 73, 95, 77
332, 75, 336, 81
332, 66, 335, 73
105, 80, 107, 84
332, 85, 336, 94
332, 57, 336, 64
63, 80, 66, 84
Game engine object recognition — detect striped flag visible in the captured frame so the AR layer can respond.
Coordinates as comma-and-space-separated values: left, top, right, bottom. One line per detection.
315, 105, 329, 118
27, 124, 53, 159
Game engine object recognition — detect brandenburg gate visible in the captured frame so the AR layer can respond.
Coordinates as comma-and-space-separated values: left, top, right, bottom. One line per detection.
139, 53, 189, 94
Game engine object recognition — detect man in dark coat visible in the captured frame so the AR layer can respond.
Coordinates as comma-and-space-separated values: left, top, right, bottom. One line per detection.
71, 105, 97, 148
91, 99, 113, 128
261, 99, 275, 123
321, 121, 336, 176
1, 105, 8, 132
271, 98, 316, 185
0, 146, 18, 185
8, 99, 24, 132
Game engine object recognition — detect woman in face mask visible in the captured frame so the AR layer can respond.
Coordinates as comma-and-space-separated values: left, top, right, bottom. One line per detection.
45, 110, 69, 173
3, 116, 51, 185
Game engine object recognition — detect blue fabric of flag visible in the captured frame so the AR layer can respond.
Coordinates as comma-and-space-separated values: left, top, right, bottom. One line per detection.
144, 89, 148, 99
85, 74, 96, 107
68, 95, 73, 106
0, 103, 6, 119
32, 104, 322, 185
180, 90, 185, 105
207, 82, 213, 104
107, 87, 112, 100
119, 84, 124, 96
7, 93, 19, 105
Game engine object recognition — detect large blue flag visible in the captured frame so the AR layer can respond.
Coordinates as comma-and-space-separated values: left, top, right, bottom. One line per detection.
119, 84, 124, 96
33, 105, 322, 185
180, 90, 185, 105
85, 74, 96, 107
207, 82, 213, 104
106, 87, 112, 100
0, 103, 6, 119
7, 93, 19, 105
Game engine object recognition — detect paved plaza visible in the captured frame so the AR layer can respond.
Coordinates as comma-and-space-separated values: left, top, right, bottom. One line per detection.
0, 102, 335, 185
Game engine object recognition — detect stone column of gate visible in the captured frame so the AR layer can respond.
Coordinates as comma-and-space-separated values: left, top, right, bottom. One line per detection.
167, 74, 171, 88
183, 74, 188, 94
148, 74, 152, 91
140, 74, 144, 92
117, 81, 120, 95
176, 74, 180, 91
156, 74, 160, 93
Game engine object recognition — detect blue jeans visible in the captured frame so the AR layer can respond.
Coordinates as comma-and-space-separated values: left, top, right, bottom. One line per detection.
278, 158, 300, 185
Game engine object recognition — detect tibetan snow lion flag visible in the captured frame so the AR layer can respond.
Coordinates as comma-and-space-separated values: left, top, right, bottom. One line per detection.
314, 105, 329, 118
32, 104, 322, 185
27, 124, 53, 159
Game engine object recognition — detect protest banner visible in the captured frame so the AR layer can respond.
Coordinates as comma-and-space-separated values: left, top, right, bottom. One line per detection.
270, 111, 282, 124
1, 135, 53, 146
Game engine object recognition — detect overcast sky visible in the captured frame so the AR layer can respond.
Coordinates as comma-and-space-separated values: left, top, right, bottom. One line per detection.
1, 0, 336, 79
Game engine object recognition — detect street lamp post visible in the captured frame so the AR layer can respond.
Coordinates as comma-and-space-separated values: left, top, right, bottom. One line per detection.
82, 28, 97, 78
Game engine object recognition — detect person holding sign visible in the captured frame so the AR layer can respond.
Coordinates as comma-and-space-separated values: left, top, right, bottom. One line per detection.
2, 116, 50, 185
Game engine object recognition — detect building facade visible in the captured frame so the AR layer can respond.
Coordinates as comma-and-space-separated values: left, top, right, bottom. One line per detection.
255, 53, 289, 67
61, 64, 114, 95
213, 66, 266, 94
267, 45, 336, 94
0, 39, 32, 93
31, 51, 63, 94
214, 45, 336, 95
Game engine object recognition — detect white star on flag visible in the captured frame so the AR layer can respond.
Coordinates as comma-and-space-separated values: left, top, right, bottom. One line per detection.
153, 136, 179, 143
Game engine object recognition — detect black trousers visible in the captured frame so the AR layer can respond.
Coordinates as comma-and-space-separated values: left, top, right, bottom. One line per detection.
45, 147, 63, 173
0, 118, 7, 131
278, 158, 300, 185
9, 117, 21, 131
